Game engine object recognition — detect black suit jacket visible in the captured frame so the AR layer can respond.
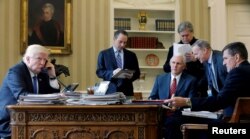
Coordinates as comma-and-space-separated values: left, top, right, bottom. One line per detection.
0, 61, 60, 137
191, 61, 250, 117
96, 47, 140, 96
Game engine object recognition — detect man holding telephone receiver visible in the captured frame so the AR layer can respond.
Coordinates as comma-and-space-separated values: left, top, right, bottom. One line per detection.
0, 44, 60, 139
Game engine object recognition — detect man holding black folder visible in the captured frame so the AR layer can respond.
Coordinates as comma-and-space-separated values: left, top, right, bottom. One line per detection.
96, 30, 140, 96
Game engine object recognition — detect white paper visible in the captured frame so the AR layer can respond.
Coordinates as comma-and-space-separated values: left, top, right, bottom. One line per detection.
173, 43, 192, 56
94, 81, 110, 95
182, 108, 218, 119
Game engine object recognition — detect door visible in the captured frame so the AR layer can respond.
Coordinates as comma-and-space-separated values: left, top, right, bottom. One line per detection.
227, 4, 250, 60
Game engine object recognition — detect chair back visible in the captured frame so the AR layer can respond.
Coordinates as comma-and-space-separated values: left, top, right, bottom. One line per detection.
229, 97, 250, 123
181, 97, 250, 139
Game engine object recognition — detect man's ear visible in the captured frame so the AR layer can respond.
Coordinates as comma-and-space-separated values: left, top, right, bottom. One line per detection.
26, 56, 30, 62
235, 53, 240, 61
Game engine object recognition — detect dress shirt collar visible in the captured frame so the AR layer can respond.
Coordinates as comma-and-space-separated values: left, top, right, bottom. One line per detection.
171, 73, 182, 84
112, 46, 123, 54
29, 70, 37, 78
208, 50, 213, 64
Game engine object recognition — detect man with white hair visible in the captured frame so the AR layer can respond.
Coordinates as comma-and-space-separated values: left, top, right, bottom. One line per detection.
0, 44, 60, 138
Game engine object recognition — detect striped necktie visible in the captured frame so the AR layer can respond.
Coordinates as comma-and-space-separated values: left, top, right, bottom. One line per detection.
208, 63, 219, 92
116, 51, 122, 68
170, 78, 177, 97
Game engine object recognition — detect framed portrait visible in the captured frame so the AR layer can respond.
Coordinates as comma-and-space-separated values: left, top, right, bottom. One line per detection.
20, 0, 72, 55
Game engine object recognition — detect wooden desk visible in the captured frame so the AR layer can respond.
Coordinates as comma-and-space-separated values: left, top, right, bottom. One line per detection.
7, 104, 160, 139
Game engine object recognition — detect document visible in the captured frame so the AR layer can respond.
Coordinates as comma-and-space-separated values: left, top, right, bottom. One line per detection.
112, 69, 135, 79
173, 43, 192, 55
18, 93, 66, 105
94, 81, 110, 95
181, 108, 219, 119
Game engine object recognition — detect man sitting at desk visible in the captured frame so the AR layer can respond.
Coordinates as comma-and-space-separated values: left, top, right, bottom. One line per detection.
164, 42, 250, 139
149, 54, 198, 139
149, 54, 198, 100
0, 44, 60, 139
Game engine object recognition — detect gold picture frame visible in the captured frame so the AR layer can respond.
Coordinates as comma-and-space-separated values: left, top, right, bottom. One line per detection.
20, 0, 72, 55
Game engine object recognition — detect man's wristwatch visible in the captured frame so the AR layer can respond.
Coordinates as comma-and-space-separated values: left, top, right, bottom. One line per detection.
186, 98, 192, 107
49, 77, 57, 80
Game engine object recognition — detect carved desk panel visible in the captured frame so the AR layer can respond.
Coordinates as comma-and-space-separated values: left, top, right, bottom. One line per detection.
7, 104, 160, 139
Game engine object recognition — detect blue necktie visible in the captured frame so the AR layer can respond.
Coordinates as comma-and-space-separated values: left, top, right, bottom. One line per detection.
33, 76, 38, 94
116, 51, 122, 68
208, 63, 219, 92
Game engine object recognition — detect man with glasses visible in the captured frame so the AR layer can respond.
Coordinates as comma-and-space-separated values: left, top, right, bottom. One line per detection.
0, 44, 60, 139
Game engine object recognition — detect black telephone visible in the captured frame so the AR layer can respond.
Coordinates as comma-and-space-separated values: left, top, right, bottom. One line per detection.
61, 83, 79, 93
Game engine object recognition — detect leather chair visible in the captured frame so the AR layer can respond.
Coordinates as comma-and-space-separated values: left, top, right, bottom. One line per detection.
180, 97, 250, 139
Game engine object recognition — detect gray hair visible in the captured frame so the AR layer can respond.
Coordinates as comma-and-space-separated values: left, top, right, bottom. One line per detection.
170, 53, 186, 65
42, 3, 55, 14
23, 44, 50, 60
177, 21, 194, 33
194, 39, 211, 50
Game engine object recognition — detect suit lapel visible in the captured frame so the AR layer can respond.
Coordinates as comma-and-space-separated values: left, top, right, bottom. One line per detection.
123, 49, 127, 68
165, 74, 171, 98
212, 52, 218, 78
108, 47, 118, 68
175, 74, 184, 96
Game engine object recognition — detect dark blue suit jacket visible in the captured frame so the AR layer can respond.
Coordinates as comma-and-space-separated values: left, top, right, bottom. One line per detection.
149, 72, 198, 100
0, 61, 60, 137
204, 50, 228, 95
191, 61, 250, 117
96, 47, 140, 96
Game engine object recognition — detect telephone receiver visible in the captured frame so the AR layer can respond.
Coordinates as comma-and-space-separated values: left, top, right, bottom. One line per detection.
42, 60, 52, 72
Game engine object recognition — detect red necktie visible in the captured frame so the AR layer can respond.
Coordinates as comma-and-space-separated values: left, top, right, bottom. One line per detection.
170, 78, 177, 97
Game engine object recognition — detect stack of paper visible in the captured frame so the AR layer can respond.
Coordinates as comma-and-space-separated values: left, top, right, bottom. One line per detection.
66, 92, 126, 105
18, 93, 66, 105
182, 108, 219, 119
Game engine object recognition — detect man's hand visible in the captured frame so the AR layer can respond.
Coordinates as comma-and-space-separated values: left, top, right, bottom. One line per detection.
185, 52, 196, 62
164, 97, 189, 107
45, 62, 56, 78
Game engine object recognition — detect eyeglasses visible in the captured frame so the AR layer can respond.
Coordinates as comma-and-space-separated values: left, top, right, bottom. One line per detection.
31, 57, 49, 62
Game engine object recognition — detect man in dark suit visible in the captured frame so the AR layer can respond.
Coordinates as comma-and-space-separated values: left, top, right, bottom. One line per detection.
192, 40, 228, 96
163, 21, 204, 81
149, 54, 197, 100
164, 42, 250, 139
149, 54, 198, 139
163, 21, 206, 96
0, 44, 60, 139
96, 30, 140, 96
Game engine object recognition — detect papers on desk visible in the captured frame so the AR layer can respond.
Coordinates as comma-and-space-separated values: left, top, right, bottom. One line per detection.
66, 92, 126, 105
182, 108, 219, 119
112, 69, 135, 79
18, 93, 66, 105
